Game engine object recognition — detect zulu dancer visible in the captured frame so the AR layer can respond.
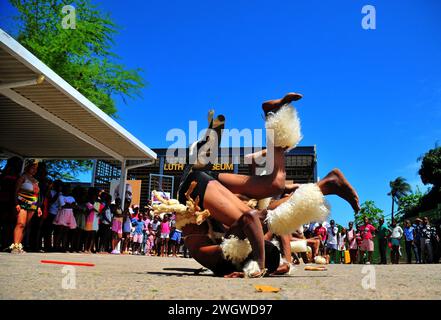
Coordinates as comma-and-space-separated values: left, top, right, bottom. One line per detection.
153, 93, 360, 278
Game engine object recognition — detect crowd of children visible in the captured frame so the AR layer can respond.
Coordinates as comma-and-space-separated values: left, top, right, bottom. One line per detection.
0, 159, 187, 256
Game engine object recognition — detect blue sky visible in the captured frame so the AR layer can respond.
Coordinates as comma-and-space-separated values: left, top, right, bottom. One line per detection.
1, 0, 440, 225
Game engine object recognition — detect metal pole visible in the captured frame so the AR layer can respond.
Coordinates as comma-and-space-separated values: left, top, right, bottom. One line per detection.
119, 159, 127, 209
91, 159, 97, 187
20, 158, 27, 175
159, 156, 165, 191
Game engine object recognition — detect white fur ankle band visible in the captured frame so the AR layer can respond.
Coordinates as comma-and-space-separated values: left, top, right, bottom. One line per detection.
220, 236, 252, 266
265, 104, 302, 149
290, 240, 307, 253
242, 260, 266, 278
265, 183, 330, 235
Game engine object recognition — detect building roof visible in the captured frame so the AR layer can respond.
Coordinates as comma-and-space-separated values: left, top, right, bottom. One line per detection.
0, 28, 156, 162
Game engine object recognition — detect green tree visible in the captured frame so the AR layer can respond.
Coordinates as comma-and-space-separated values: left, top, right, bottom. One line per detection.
43, 160, 93, 181
397, 190, 423, 221
418, 145, 441, 188
388, 177, 411, 221
9, 0, 145, 116
8, 0, 145, 180
354, 200, 384, 227
417, 144, 441, 212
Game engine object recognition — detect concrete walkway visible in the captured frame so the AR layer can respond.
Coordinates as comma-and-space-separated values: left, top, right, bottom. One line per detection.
1, 253, 440, 300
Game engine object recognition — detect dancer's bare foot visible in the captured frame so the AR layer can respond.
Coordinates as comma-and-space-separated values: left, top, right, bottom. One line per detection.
284, 183, 300, 194
262, 92, 303, 115
319, 169, 360, 212
244, 149, 267, 162
224, 271, 245, 278
224, 269, 266, 278
271, 263, 290, 275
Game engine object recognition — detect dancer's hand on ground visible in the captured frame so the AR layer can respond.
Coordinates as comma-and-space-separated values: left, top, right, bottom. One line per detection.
225, 270, 267, 278
271, 263, 290, 275
224, 271, 245, 278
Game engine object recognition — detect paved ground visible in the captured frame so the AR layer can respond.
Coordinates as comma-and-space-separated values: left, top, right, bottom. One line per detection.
0, 252, 440, 300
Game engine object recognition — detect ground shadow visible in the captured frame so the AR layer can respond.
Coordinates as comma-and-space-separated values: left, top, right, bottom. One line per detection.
140, 267, 214, 277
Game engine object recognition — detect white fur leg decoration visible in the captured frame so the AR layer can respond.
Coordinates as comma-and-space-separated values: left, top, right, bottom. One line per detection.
257, 197, 272, 210
265, 104, 302, 149
290, 240, 307, 253
243, 260, 262, 278
270, 238, 281, 251
314, 256, 327, 265
220, 236, 252, 266
265, 183, 330, 235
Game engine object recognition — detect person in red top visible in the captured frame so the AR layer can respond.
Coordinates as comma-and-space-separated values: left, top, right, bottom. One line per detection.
359, 216, 376, 264
314, 223, 327, 241
314, 223, 327, 255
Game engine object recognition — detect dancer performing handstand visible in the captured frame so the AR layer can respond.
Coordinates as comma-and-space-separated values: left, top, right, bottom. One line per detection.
153, 92, 360, 278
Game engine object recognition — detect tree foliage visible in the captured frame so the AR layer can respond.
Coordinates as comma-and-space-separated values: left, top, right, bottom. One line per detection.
398, 190, 423, 221
354, 200, 384, 227
418, 145, 441, 188
44, 160, 93, 181
9, 0, 145, 116
8, 0, 145, 180
388, 176, 411, 220
388, 177, 412, 203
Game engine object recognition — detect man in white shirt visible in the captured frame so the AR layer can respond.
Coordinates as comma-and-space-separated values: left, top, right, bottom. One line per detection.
326, 220, 338, 264
390, 220, 404, 264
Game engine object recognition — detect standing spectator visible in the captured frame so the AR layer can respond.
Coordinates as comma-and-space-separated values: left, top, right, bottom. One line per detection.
29, 162, 50, 252
377, 217, 390, 264
359, 217, 376, 264
346, 221, 358, 264
141, 213, 151, 255
169, 215, 182, 257
97, 192, 112, 253
84, 188, 102, 253
421, 217, 438, 263
390, 220, 403, 264
10, 160, 42, 253
326, 220, 338, 264
41, 180, 63, 252
434, 221, 441, 263
151, 215, 161, 255
160, 214, 171, 257
121, 207, 132, 254
53, 184, 77, 252
413, 218, 423, 264
314, 222, 327, 255
110, 198, 123, 254
131, 213, 145, 255
145, 223, 155, 256
0, 157, 22, 251
72, 186, 87, 252
337, 227, 347, 264
403, 219, 418, 264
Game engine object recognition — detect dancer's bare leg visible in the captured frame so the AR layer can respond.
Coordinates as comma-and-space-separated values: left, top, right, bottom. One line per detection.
183, 168, 359, 277
271, 234, 293, 275
216, 92, 303, 199
317, 169, 360, 212
266, 168, 360, 214
217, 146, 287, 199
201, 180, 267, 273
182, 209, 266, 278
262, 92, 303, 115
